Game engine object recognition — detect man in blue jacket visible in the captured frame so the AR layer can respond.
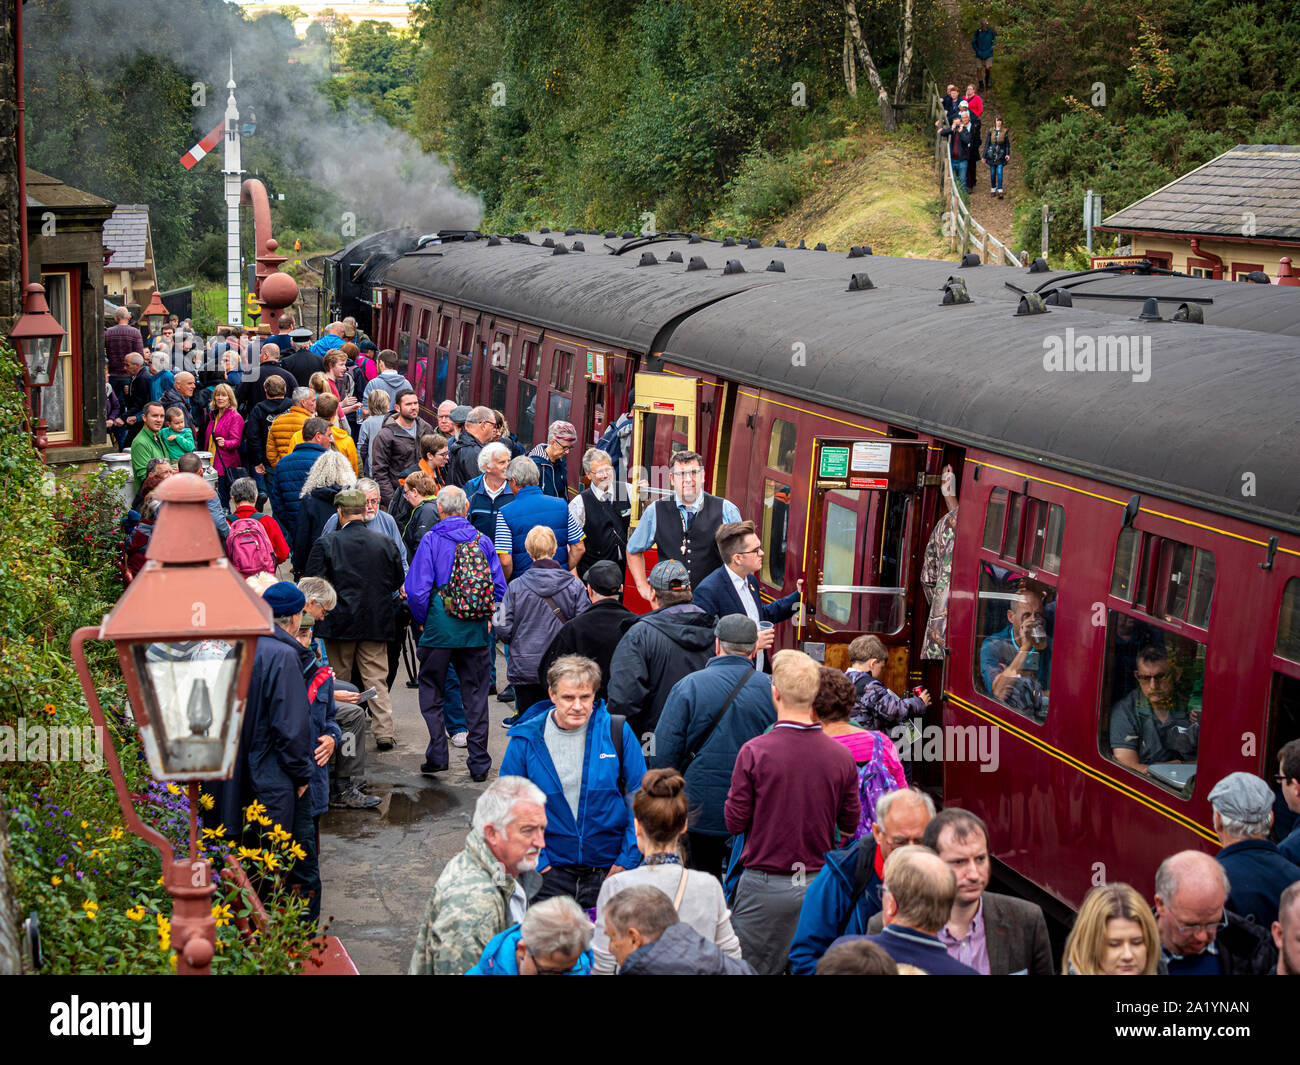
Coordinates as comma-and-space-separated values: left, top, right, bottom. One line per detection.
494, 456, 585, 578
651, 614, 775, 876
499, 654, 647, 907
692, 521, 802, 673
267, 420, 330, 542
788, 787, 934, 974
1211, 771, 1300, 927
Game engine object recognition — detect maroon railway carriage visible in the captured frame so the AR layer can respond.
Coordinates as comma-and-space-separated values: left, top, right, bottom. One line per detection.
372, 230, 1300, 918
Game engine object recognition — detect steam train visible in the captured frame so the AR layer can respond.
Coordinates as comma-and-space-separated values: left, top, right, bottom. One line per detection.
327, 227, 1300, 920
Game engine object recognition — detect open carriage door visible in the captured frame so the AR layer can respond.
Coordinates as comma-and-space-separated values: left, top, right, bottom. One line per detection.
629, 371, 698, 527
800, 437, 928, 692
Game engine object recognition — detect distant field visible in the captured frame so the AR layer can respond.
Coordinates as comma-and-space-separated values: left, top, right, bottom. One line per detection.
237, 2, 416, 31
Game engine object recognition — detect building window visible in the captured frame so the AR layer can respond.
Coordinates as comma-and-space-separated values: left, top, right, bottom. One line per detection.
1098, 609, 1203, 799
41, 271, 75, 444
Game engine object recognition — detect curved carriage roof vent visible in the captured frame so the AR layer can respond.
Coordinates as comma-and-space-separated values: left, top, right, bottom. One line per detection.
959, 252, 981, 267
766, 260, 785, 272
797, 238, 807, 249
666, 250, 683, 263
688, 234, 703, 244
1028, 256, 1051, 273
539, 227, 551, 234
1246, 270, 1271, 284
1172, 302, 1204, 324
941, 276, 971, 305
848, 245, 872, 258
541, 237, 556, 248
604, 231, 618, 238
1043, 289, 1072, 307
1137, 297, 1163, 322
722, 237, 737, 247
848, 272, 875, 291
774, 239, 787, 248
814, 241, 828, 251
551, 242, 570, 255
564, 227, 578, 236
638, 251, 659, 266
1016, 292, 1048, 316
621, 231, 637, 239
463, 232, 479, 242
723, 259, 745, 275
511, 233, 531, 243
746, 238, 762, 249
486, 235, 502, 247
686, 256, 709, 271
571, 241, 586, 252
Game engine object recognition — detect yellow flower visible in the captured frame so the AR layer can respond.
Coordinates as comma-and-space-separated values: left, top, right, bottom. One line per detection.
125, 904, 146, 921
201, 823, 227, 840
198, 792, 215, 811
252, 813, 272, 828
108, 826, 124, 840
211, 903, 233, 928
43, 703, 55, 715
157, 913, 171, 951
287, 841, 307, 862
244, 800, 267, 823
156, 875, 165, 886
51, 875, 62, 886
80, 820, 89, 829
268, 823, 292, 844
236, 846, 262, 862
166, 782, 182, 796
81, 899, 99, 919
169, 953, 177, 971
261, 850, 281, 871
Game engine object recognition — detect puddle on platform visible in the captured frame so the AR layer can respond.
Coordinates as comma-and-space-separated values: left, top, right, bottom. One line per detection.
321, 784, 467, 841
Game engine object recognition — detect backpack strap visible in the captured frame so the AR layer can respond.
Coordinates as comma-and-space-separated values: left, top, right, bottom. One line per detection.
671, 866, 689, 911
541, 594, 569, 624
609, 714, 626, 796
837, 839, 877, 937
684, 669, 752, 767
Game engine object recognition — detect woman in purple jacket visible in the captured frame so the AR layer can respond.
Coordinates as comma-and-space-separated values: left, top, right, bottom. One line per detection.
206, 382, 244, 510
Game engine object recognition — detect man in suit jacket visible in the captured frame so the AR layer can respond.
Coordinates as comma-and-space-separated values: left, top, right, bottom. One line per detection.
865, 807, 1054, 974
692, 520, 801, 673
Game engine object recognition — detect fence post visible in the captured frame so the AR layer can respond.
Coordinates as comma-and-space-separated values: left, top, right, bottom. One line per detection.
1041, 203, 1050, 260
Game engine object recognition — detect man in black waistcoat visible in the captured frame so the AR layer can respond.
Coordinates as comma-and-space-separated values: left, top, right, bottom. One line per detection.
569, 447, 630, 579
625, 450, 742, 602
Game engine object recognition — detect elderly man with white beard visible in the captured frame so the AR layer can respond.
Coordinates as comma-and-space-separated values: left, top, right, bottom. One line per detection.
409, 777, 548, 975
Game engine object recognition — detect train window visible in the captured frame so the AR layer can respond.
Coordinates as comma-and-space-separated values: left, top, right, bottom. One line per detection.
767, 419, 797, 475
455, 349, 472, 405
982, 488, 1007, 552
816, 490, 905, 634
431, 350, 450, 404
1278, 580, 1300, 663
399, 304, 412, 332
551, 349, 575, 392
972, 570, 1053, 723
458, 322, 474, 355
1118, 531, 1215, 630
980, 487, 1064, 573
1098, 609, 1204, 800
516, 382, 537, 447
438, 316, 452, 347
547, 391, 572, 427
1110, 526, 1141, 598
418, 309, 431, 340
521, 341, 540, 381
761, 478, 790, 587
490, 371, 508, 412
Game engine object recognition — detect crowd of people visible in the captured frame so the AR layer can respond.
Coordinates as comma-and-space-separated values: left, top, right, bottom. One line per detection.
934, 21, 1010, 201
110, 309, 1300, 977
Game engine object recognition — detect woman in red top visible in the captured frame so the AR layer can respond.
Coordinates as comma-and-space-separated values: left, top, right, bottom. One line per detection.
206, 382, 244, 511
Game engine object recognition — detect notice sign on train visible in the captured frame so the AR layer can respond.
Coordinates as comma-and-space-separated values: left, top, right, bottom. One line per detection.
586, 350, 606, 382
849, 476, 889, 489
851, 440, 892, 473
819, 446, 850, 479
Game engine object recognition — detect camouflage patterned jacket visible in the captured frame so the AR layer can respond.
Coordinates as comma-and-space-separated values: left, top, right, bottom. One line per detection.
408, 828, 535, 975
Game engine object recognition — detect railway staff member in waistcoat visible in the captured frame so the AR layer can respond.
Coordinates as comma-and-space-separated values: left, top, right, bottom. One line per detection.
625, 450, 741, 602
569, 448, 630, 579
692, 520, 802, 673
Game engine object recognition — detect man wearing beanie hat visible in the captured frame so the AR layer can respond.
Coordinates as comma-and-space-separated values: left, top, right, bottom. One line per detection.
1211, 771, 1300, 926
203, 580, 320, 924
304, 488, 407, 749
530, 420, 578, 499
651, 614, 776, 877
538, 560, 638, 702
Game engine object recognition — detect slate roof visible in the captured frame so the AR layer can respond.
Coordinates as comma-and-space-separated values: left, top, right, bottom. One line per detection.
102, 204, 153, 271
24, 168, 114, 211
1097, 145, 1300, 242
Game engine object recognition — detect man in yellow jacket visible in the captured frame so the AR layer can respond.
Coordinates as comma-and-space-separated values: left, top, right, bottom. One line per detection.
285, 392, 360, 475
265, 388, 316, 468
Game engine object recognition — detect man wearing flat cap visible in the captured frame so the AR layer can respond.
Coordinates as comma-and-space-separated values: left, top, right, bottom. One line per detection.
203, 580, 319, 922
538, 561, 638, 702
1211, 771, 1300, 926
281, 326, 323, 385
530, 420, 578, 499
605, 559, 716, 738
651, 614, 777, 876
304, 488, 408, 750
449, 405, 496, 488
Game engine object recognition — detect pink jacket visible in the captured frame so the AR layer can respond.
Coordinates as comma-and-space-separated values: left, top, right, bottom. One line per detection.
206, 408, 245, 475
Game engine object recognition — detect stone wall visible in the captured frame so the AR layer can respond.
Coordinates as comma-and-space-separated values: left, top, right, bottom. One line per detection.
0, 1, 21, 328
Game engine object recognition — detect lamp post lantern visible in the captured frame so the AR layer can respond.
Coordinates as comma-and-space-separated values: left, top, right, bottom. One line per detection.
9, 281, 66, 458
70, 473, 273, 973
143, 290, 169, 337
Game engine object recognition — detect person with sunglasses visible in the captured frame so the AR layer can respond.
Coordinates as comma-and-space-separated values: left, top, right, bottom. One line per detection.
1154, 850, 1276, 975
1109, 644, 1198, 775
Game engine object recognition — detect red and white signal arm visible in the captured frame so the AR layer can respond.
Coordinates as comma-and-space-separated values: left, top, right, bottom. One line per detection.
586, 350, 607, 383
